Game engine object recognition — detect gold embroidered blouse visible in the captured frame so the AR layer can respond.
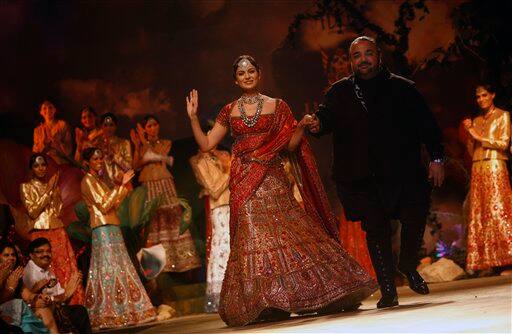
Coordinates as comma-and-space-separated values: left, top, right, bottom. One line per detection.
190, 150, 231, 210
20, 179, 64, 231
98, 136, 133, 185
81, 173, 130, 229
138, 139, 172, 182
468, 108, 510, 161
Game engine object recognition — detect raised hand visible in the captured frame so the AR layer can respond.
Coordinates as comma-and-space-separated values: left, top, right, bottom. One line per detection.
6, 266, 23, 292
75, 127, 84, 146
122, 169, 135, 185
462, 118, 472, 130
186, 89, 199, 119
130, 129, 140, 147
48, 172, 59, 190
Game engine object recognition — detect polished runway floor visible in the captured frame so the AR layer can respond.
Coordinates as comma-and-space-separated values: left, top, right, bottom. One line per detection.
101, 275, 512, 334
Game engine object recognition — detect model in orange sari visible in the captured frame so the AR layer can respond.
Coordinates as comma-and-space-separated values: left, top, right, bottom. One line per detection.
32, 101, 72, 165
186, 55, 377, 327
463, 84, 512, 271
20, 154, 84, 305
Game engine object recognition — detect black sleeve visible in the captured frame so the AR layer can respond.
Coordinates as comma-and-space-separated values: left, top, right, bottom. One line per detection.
312, 86, 338, 137
408, 84, 444, 161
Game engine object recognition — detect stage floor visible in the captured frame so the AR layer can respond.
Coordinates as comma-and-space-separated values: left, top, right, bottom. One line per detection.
101, 275, 511, 334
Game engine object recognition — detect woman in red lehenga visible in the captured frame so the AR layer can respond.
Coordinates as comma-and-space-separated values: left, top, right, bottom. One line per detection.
339, 212, 376, 278
186, 55, 377, 327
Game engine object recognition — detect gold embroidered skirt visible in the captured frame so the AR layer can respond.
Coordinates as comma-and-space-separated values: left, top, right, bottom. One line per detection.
467, 159, 512, 270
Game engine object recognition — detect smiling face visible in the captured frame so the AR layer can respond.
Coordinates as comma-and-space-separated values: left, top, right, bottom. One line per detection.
31, 156, 48, 179
475, 86, 495, 111
0, 246, 17, 269
234, 59, 260, 92
144, 118, 160, 138
349, 40, 381, 80
40, 102, 56, 123
81, 110, 97, 129
88, 150, 104, 173
30, 243, 52, 270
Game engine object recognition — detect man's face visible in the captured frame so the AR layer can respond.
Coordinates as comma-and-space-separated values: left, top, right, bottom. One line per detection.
30, 243, 52, 269
349, 40, 381, 79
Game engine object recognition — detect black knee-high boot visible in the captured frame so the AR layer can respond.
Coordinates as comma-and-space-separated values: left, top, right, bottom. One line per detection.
398, 208, 429, 295
366, 235, 398, 308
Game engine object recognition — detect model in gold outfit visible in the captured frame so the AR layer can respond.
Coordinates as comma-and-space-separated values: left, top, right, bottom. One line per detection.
96, 113, 132, 185
463, 84, 512, 272
20, 154, 85, 305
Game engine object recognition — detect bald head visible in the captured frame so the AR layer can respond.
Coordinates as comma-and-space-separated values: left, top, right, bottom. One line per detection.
349, 36, 381, 80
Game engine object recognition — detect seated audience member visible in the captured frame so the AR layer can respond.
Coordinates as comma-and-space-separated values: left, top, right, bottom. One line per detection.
23, 238, 91, 334
0, 242, 50, 333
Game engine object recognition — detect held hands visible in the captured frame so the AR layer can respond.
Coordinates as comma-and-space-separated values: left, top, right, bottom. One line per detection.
32, 278, 50, 293
130, 129, 140, 146
186, 89, 199, 120
298, 114, 317, 129
74, 127, 84, 147
308, 114, 321, 133
122, 169, 135, 185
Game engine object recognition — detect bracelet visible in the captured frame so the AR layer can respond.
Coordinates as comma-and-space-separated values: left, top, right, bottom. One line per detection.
431, 158, 445, 164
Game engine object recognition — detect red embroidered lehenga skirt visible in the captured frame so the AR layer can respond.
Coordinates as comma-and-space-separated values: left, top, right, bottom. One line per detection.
467, 159, 512, 270
218, 162, 378, 326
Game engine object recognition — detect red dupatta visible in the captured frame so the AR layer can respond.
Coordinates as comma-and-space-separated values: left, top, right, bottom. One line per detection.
226, 100, 339, 241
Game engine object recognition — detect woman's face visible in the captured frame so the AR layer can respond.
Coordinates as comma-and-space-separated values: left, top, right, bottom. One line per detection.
40, 103, 56, 122
475, 87, 495, 111
235, 61, 260, 92
101, 119, 117, 137
88, 151, 104, 173
0, 247, 17, 268
145, 118, 160, 138
32, 159, 48, 179
81, 111, 96, 129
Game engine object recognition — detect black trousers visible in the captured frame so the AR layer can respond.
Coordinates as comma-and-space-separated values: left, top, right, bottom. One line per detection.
337, 178, 429, 286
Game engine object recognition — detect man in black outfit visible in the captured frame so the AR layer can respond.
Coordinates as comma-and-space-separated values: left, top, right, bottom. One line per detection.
309, 36, 445, 308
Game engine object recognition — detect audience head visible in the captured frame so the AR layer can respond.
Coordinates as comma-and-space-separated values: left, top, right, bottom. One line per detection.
0, 242, 20, 269
28, 238, 52, 270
